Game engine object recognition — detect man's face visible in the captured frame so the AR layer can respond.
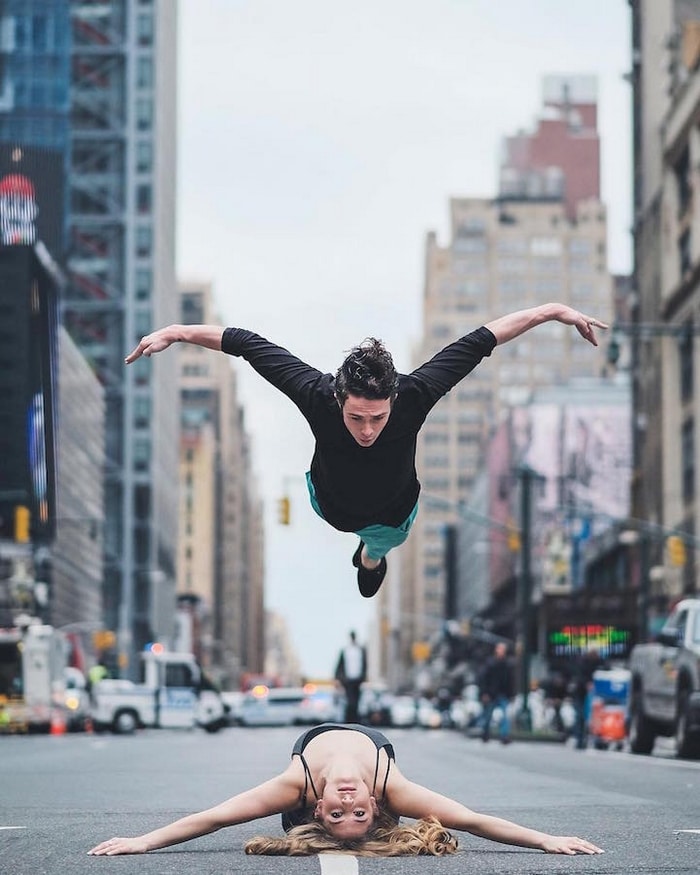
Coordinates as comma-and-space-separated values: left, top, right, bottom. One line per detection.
340, 394, 392, 447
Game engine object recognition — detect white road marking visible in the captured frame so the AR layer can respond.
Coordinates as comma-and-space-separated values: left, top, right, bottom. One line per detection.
319, 853, 359, 874
0, 826, 27, 830
674, 829, 700, 835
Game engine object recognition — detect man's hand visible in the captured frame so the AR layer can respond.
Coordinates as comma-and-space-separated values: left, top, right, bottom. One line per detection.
555, 305, 608, 346
125, 326, 181, 364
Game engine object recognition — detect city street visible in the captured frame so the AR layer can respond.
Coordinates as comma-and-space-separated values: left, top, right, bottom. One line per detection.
2, 726, 699, 874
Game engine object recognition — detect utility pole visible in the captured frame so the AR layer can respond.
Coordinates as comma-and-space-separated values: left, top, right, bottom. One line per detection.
516, 464, 537, 731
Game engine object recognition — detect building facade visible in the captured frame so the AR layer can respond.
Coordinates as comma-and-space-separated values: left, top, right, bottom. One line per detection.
629, 0, 700, 608
0, 2, 182, 672
387, 76, 615, 684
51, 326, 105, 632
177, 281, 265, 687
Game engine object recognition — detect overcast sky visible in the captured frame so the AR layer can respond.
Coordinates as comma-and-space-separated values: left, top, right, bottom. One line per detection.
175, 0, 632, 680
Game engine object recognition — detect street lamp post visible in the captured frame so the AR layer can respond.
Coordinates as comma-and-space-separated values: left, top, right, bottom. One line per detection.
515, 464, 538, 731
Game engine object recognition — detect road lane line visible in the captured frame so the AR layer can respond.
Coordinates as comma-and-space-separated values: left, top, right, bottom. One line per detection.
319, 853, 359, 874
0, 826, 27, 830
674, 829, 700, 835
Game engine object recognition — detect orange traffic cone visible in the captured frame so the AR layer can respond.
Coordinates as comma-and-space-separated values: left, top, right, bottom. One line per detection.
84, 715, 94, 734
50, 709, 66, 736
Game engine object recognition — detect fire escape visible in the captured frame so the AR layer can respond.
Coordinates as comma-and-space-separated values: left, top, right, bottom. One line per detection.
65, 1, 128, 622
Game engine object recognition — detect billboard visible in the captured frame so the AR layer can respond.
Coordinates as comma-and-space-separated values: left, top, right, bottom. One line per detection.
0, 246, 59, 541
0, 144, 65, 259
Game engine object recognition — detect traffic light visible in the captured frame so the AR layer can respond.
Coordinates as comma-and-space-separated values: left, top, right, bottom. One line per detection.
507, 527, 521, 552
606, 333, 621, 366
667, 535, 687, 567
278, 496, 290, 525
14, 505, 30, 543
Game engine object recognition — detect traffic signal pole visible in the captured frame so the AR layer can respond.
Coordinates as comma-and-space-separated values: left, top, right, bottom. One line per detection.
516, 464, 535, 731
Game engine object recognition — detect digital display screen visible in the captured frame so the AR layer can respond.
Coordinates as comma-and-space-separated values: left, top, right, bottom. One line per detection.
547, 624, 632, 659
0, 144, 64, 257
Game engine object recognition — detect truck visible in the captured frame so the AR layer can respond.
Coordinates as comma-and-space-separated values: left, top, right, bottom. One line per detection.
91, 649, 227, 735
0, 620, 68, 733
628, 598, 700, 759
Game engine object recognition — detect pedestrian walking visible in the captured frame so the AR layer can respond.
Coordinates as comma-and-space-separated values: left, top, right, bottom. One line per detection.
334, 630, 367, 723
88, 722, 604, 858
570, 649, 605, 749
126, 304, 606, 599
478, 642, 514, 744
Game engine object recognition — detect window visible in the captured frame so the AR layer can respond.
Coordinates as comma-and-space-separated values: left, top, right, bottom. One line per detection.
132, 357, 150, 387
675, 145, 691, 217
679, 229, 692, 277
681, 418, 695, 503
136, 98, 153, 131
133, 395, 151, 428
136, 184, 151, 214
134, 310, 151, 337
137, 56, 153, 89
165, 664, 194, 688
136, 225, 152, 257
134, 438, 151, 472
530, 237, 562, 257
136, 140, 153, 173
679, 325, 694, 403
137, 14, 154, 46
135, 268, 152, 301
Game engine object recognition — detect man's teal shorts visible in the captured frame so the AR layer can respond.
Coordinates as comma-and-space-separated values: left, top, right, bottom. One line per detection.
305, 471, 419, 561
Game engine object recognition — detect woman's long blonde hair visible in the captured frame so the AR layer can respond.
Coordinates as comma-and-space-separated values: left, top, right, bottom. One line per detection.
245, 812, 458, 857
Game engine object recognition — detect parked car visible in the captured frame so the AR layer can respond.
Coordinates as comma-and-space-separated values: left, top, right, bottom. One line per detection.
238, 685, 305, 727
416, 697, 445, 729
389, 695, 418, 728
358, 684, 394, 727
295, 683, 343, 725
629, 598, 700, 759
220, 691, 245, 727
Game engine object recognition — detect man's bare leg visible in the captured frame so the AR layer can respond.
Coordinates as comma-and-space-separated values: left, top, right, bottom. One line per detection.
361, 547, 380, 570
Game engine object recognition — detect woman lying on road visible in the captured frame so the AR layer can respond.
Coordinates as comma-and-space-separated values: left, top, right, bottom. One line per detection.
88, 723, 604, 858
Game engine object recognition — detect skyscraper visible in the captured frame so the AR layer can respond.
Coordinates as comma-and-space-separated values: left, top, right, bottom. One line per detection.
178, 281, 265, 686
0, 2, 180, 674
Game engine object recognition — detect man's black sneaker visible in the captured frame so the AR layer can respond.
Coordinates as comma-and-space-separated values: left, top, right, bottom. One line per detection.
357, 557, 387, 598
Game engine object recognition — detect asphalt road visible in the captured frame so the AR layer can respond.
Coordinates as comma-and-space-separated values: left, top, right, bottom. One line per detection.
2, 725, 699, 874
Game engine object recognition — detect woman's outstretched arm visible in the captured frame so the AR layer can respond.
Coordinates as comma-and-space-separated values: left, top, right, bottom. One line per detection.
88, 767, 301, 856
386, 768, 603, 856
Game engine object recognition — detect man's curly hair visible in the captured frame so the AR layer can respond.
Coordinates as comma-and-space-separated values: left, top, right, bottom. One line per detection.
334, 338, 399, 405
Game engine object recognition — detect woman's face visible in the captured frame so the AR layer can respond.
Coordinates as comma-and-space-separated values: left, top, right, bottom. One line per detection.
315, 784, 379, 839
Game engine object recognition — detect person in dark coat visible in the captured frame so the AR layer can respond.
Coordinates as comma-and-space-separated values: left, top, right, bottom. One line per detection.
569, 649, 604, 750
479, 642, 515, 744
335, 631, 367, 723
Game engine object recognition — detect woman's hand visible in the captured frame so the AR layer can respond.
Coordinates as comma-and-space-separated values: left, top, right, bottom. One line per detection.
541, 834, 604, 855
88, 836, 150, 856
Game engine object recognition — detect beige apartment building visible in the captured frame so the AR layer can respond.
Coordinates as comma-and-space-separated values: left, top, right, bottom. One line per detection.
176, 281, 265, 687
631, 0, 700, 599
385, 76, 616, 683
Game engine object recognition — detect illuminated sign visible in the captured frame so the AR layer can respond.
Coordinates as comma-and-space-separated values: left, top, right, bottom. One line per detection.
0, 144, 64, 257
547, 624, 632, 659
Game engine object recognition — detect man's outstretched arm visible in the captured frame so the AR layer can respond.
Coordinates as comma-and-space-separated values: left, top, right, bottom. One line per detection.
485, 303, 607, 347
125, 324, 225, 363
